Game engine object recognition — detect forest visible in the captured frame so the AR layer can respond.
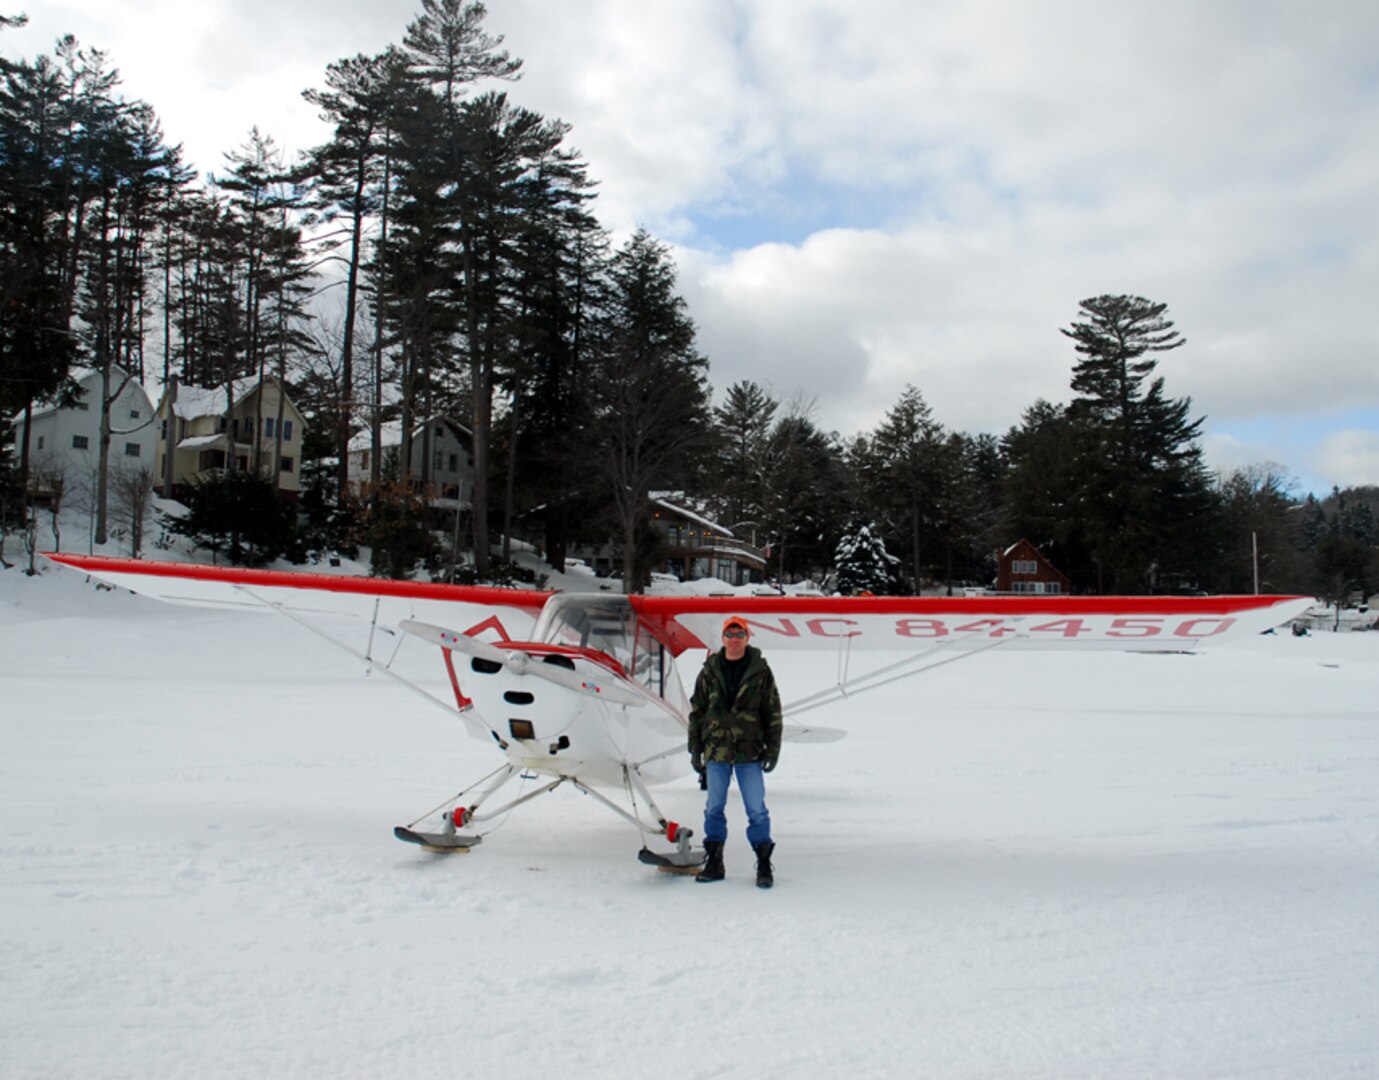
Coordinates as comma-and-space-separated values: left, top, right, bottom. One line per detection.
1, 3, 1375, 601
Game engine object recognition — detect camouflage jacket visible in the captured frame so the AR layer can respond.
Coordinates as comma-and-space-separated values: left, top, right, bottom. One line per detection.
687, 645, 783, 766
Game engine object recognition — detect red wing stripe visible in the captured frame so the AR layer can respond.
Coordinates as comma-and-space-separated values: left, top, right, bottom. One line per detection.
43, 553, 552, 611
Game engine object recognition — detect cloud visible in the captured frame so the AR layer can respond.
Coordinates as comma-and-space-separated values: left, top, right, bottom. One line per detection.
4, 0, 1377, 490
1314, 430, 1379, 490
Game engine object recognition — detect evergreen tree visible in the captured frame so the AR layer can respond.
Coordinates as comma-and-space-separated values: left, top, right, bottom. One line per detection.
1211, 464, 1309, 594
833, 520, 897, 595
1060, 295, 1214, 592
499, 138, 601, 570
760, 404, 849, 581
584, 229, 710, 590
712, 379, 777, 530
161, 470, 300, 566
0, 50, 78, 463
859, 384, 944, 591
401, 0, 522, 576
302, 48, 408, 505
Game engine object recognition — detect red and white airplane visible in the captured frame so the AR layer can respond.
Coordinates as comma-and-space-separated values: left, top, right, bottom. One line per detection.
45, 552, 1311, 871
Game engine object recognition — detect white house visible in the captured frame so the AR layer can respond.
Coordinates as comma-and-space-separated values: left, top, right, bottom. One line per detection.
8, 365, 158, 489
346, 416, 474, 510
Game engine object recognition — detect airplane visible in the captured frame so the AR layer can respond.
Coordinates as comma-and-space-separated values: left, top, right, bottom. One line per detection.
44, 551, 1312, 873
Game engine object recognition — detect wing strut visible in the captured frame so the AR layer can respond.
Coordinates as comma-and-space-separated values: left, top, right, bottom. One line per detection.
233, 584, 464, 722
785, 628, 1024, 720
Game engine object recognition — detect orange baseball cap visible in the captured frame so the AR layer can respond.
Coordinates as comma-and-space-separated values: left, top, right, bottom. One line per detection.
722, 616, 750, 635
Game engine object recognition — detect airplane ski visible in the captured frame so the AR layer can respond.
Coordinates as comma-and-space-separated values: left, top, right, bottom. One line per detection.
393, 825, 481, 853
637, 847, 707, 875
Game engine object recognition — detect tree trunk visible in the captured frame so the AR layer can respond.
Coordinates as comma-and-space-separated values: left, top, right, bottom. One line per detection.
95, 364, 112, 545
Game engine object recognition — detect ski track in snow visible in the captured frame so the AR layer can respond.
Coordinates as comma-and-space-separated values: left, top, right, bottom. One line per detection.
2, 568, 1378, 1079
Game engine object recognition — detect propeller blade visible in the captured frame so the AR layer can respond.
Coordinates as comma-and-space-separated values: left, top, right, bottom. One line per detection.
400, 619, 508, 664
400, 620, 646, 708
506, 656, 648, 708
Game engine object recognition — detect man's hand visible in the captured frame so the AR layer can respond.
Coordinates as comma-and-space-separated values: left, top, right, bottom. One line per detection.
691, 751, 704, 775
763, 753, 778, 774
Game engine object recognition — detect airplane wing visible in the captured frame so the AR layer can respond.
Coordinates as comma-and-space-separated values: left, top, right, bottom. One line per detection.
47, 554, 1311, 656
631, 592, 1314, 655
43, 553, 551, 642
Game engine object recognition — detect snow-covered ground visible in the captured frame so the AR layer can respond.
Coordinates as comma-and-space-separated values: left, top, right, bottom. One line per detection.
2, 555, 1378, 1079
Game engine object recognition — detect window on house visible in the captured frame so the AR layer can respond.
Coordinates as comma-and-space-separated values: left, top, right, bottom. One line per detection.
448, 453, 458, 472
280, 457, 295, 473
129, 409, 140, 419
37, 435, 45, 450
265, 417, 277, 438
75, 401, 89, 411
283, 420, 293, 441
433, 450, 443, 472
72, 434, 89, 450
125, 443, 141, 457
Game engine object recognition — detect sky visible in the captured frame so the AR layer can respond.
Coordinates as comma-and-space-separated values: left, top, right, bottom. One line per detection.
5, 0, 1378, 496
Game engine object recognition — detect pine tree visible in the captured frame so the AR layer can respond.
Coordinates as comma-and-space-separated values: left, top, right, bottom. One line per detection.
860, 384, 944, 591
401, 0, 522, 576
584, 229, 710, 591
302, 48, 408, 506
712, 380, 777, 531
833, 521, 896, 596
1060, 295, 1214, 592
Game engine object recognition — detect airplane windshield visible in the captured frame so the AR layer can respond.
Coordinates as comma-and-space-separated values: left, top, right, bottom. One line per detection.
534, 594, 687, 711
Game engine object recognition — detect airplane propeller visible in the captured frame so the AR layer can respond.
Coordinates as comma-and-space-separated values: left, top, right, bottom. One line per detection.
399, 619, 646, 708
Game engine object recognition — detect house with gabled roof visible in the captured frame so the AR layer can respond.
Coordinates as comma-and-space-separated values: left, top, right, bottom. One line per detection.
7, 365, 157, 491
649, 493, 767, 586
996, 537, 1071, 594
153, 375, 306, 500
345, 416, 474, 511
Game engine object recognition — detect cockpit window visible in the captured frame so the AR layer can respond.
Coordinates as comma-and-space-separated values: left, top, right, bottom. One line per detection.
533, 594, 686, 710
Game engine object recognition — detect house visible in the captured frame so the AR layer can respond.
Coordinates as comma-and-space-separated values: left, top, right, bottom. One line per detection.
649, 494, 767, 586
154, 376, 306, 501
996, 537, 1071, 594
7, 365, 157, 489
346, 417, 474, 510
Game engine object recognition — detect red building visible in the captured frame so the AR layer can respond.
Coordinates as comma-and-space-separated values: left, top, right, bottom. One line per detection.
996, 538, 1071, 594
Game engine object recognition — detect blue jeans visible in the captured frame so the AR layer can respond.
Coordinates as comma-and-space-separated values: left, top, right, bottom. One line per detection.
703, 762, 772, 847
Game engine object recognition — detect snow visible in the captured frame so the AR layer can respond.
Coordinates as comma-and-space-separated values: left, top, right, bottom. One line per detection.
2, 560, 1378, 1078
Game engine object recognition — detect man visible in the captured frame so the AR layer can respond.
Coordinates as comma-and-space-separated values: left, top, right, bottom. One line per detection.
687, 615, 783, 887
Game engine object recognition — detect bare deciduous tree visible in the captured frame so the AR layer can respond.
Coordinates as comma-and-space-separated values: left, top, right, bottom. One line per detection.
109, 464, 156, 557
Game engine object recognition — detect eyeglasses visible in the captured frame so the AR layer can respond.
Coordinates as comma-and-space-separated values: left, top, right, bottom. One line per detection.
723, 629, 748, 639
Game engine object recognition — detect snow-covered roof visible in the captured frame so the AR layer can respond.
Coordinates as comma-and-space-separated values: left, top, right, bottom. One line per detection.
347, 421, 404, 454
178, 434, 224, 450
10, 365, 150, 425
167, 377, 266, 420
346, 416, 473, 455
649, 492, 734, 537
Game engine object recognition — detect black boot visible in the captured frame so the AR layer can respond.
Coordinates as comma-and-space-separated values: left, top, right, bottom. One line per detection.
695, 840, 725, 883
753, 842, 775, 889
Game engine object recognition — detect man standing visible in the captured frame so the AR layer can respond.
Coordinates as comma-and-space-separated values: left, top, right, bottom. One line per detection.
687, 616, 783, 887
